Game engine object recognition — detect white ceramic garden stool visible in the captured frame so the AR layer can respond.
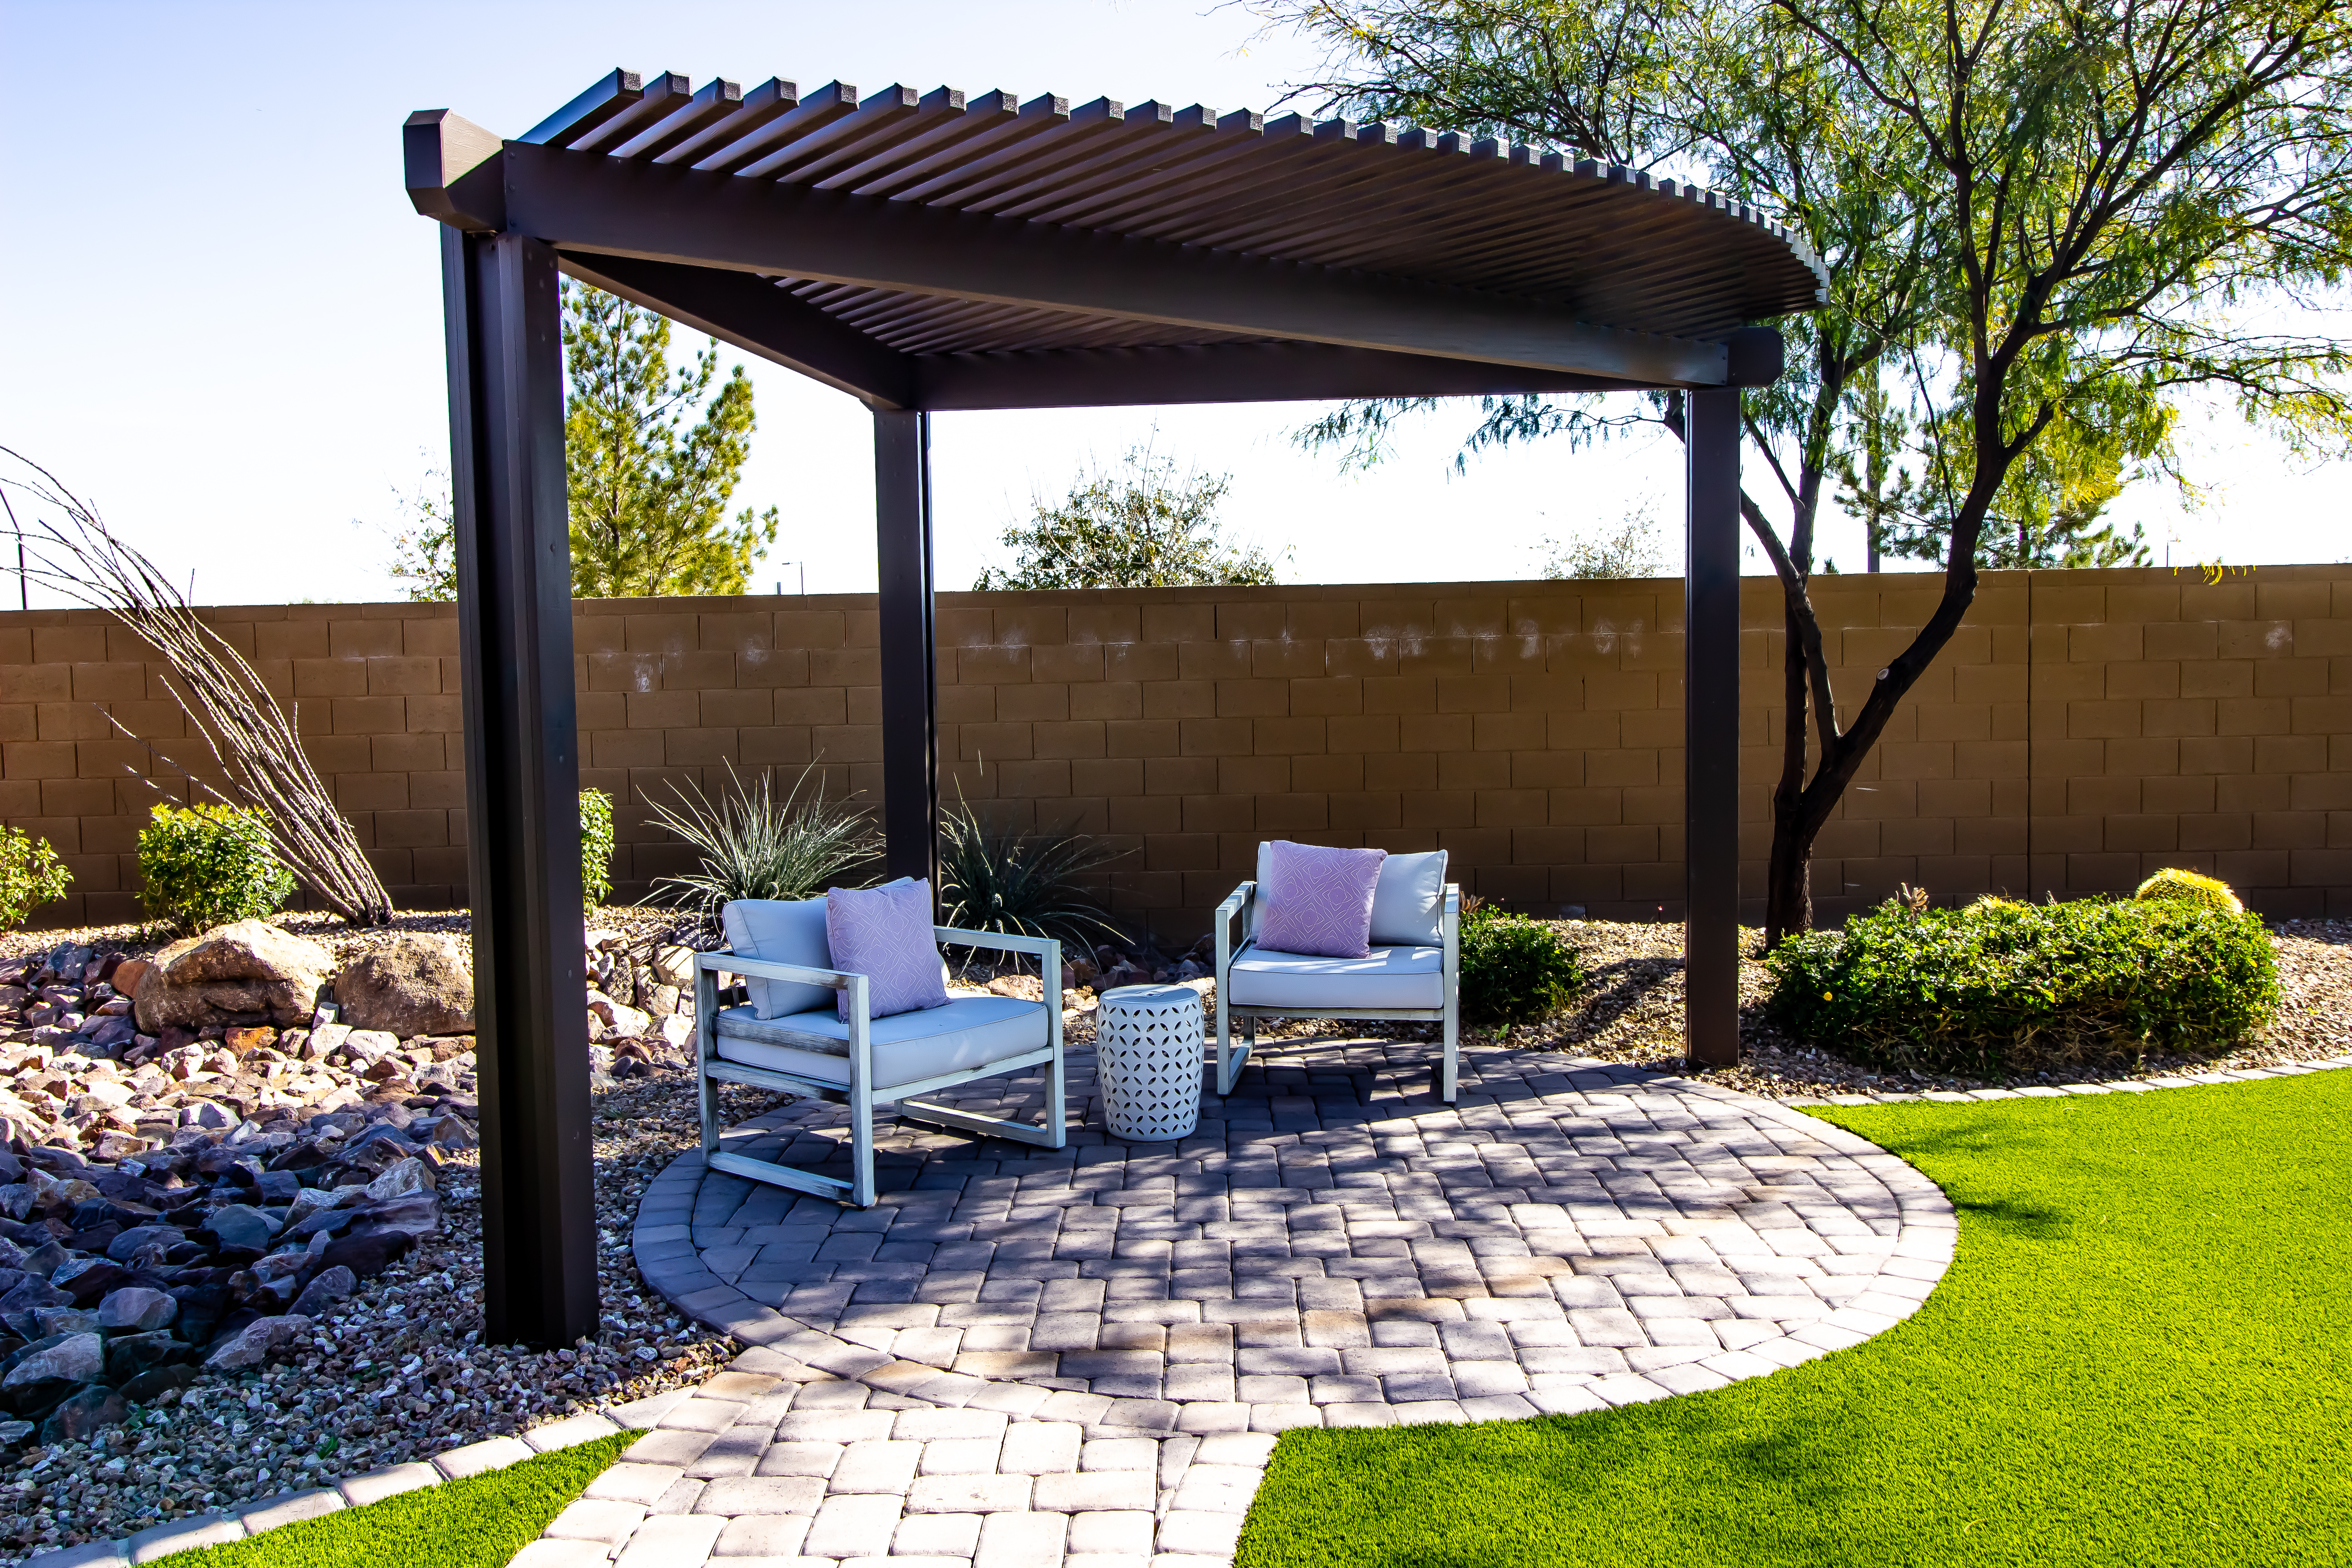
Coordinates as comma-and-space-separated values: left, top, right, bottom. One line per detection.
1094, 983, 1205, 1141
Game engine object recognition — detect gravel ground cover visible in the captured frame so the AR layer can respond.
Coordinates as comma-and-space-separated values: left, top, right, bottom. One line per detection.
1237, 1064, 2352, 1567
0, 911, 733, 1566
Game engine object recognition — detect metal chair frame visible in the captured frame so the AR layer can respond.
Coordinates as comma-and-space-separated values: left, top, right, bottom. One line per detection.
1211, 879, 1461, 1103
693, 927, 1065, 1207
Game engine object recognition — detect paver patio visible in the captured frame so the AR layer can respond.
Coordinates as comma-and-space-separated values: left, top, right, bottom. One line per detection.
536, 1034, 1953, 1568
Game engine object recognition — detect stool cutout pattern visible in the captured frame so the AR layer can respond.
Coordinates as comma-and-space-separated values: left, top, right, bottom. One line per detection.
1094, 984, 1206, 1141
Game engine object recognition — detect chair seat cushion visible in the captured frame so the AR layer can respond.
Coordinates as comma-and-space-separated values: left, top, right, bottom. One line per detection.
713, 995, 1049, 1091
1225, 943, 1444, 1010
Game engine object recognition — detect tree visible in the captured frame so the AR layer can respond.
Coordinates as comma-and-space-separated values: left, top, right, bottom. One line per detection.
564, 283, 781, 597
1537, 505, 1671, 578
973, 446, 1282, 589
1267, 0, 2352, 942
378, 287, 782, 600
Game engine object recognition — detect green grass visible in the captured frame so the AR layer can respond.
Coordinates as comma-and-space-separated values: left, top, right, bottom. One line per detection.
1238, 1071, 2352, 1567
151, 1432, 636, 1568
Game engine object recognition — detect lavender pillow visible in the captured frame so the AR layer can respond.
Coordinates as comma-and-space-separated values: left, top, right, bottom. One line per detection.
1256, 841, 1388, 959
825, 879, 950, 1020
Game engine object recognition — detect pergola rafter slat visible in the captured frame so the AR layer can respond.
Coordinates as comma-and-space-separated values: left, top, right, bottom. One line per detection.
404, 63, 1822, 1350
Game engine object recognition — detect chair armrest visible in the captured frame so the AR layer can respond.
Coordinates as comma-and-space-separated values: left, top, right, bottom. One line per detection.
695, 950, 853, 990
1215, 881, 1255, 926
934, 927, 1063, 961
1442, 884, 1461, 961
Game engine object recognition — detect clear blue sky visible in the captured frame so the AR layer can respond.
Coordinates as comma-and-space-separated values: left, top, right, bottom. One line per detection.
1, 0, 2342, 607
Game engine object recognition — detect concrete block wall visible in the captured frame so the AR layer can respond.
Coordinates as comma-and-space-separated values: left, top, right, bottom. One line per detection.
2, 566, 2347, 936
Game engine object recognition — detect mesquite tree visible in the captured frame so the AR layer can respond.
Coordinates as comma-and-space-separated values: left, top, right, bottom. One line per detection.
1270, 0, 2352, 941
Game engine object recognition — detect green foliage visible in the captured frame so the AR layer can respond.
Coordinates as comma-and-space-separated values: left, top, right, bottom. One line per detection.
2135, 867, 2244, 915
1766, 894, 2278, 1076
136, 802, 294, 933
1536, 503, 1667, 579
0, 826, 71, 931
563, 282, 781, 598
580, 789, 616, 907
382, 470, 457, 602
936, 798, 1127, 957
1457, 906, 1583, 1028
150, 1431, 636, 1568
973, 446, 1281, 590
644, 761, 881, 915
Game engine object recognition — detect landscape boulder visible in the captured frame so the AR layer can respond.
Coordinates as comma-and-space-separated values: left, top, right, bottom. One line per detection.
202, 1313, 312, 1371
133, 921, 335, 1033
333, 936, 474, 1037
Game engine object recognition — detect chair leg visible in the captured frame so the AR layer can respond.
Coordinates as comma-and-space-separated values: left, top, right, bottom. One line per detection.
1441, 1012, 1459, 1104
848, 1076, 877, 1208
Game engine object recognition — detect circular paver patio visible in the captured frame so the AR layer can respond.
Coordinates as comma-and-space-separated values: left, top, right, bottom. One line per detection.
637, 1027, 1953, 1421
588, 1033, 1953, 1566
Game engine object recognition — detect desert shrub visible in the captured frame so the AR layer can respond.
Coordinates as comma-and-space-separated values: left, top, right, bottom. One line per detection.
1767, 894, 2278, 1076
2135, 866, 2244, 914
137, 802, 294, 932
0, 827, 72, 931
1459, 907, 1584, 1028
645, 760, 881, 915
937, 799, 1126, 958
580, 789, 616, 907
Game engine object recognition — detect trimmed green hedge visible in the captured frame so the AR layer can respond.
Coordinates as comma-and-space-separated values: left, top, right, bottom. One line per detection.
1766, 894, 2278, 1076
1459, 908, 1583, 1028
581, 788, 616, 907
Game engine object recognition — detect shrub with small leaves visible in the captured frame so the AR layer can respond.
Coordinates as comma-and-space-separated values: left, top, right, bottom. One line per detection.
0, 826, 72, 931
2134, 866, 2244, 914
581, 788, 616, 907
1767, 893, 2278, 1076
137, 802, 294, 933
1459, 907, 1584, 1028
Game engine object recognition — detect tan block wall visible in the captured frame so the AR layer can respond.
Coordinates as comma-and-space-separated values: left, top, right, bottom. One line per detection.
5, 566, 2348, 935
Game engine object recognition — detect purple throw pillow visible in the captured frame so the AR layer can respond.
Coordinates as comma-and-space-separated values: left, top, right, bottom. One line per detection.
825, 880, 950, 1020
1257, 841, 1388, 959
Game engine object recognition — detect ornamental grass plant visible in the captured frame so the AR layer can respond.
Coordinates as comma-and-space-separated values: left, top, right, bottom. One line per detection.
1766, 890, 2278, 1076
936, 795, 1127, 959
644, 760, 881, 917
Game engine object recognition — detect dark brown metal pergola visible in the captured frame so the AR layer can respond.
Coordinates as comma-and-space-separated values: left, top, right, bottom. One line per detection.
403, 69, 1825, 1348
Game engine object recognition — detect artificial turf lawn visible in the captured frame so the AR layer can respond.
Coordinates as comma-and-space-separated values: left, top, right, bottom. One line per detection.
1237, 1070, 2352, 1567
149, 1431, 636, 1568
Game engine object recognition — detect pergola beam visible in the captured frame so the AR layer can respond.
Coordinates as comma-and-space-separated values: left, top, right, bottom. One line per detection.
558, 252, 917, 408
500, 143, 1735, 387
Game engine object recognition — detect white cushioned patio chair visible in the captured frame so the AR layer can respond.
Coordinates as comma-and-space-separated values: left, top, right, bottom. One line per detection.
694, 897, 1064, 1207
1213, 845, 1460, 1102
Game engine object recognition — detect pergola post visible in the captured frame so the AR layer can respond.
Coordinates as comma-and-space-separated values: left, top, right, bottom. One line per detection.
874, 408, 939, 887
1682, 385, 1743, 1066
440, 226, 601, 1348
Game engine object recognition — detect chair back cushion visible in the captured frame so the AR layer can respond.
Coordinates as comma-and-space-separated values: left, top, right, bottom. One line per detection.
1368, 849, 1449, 947
1255, 840, 1387, 959
721, 897, 834, 1019
826, 878, 951, 1019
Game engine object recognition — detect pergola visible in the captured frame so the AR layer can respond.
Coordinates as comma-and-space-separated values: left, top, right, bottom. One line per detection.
403, 69, 1825, 1347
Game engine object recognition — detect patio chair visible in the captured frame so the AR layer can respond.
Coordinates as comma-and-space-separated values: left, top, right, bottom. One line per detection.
693, 896, 1065, 1207
1213, 845, 1460, 1102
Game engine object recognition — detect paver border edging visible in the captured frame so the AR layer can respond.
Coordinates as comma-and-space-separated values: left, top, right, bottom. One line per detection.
21, 1411, 652, 1568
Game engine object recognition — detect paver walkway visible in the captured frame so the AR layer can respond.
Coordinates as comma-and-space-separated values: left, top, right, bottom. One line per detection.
530, 1033, 1953, 1568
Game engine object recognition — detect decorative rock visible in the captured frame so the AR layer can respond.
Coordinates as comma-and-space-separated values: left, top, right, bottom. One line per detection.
202, 1313, 312, 1370
428, 1115, 480, 1151
96, 1286, 176, 1333
184, 1100, 235, 1131
108, 958, 155, 1001
289, 1264, 356, 1318
347, 1192, 440, 1240
39, 1384, 126, 1442
202, 1204, 281, 1251
341, 1030, 401, 1065
333, 937, 475, 1037
221, 1026, 278, 1057
132, 921, 336, 1033
586, 993, 652, 1039
653, 1014, 694, 1050
3, 1332, 103, 1388
363, 1156, 436, 1201
103, 1330, 193, 1382
104, 1225, 181, 1265
317, 1227, 411, 1278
